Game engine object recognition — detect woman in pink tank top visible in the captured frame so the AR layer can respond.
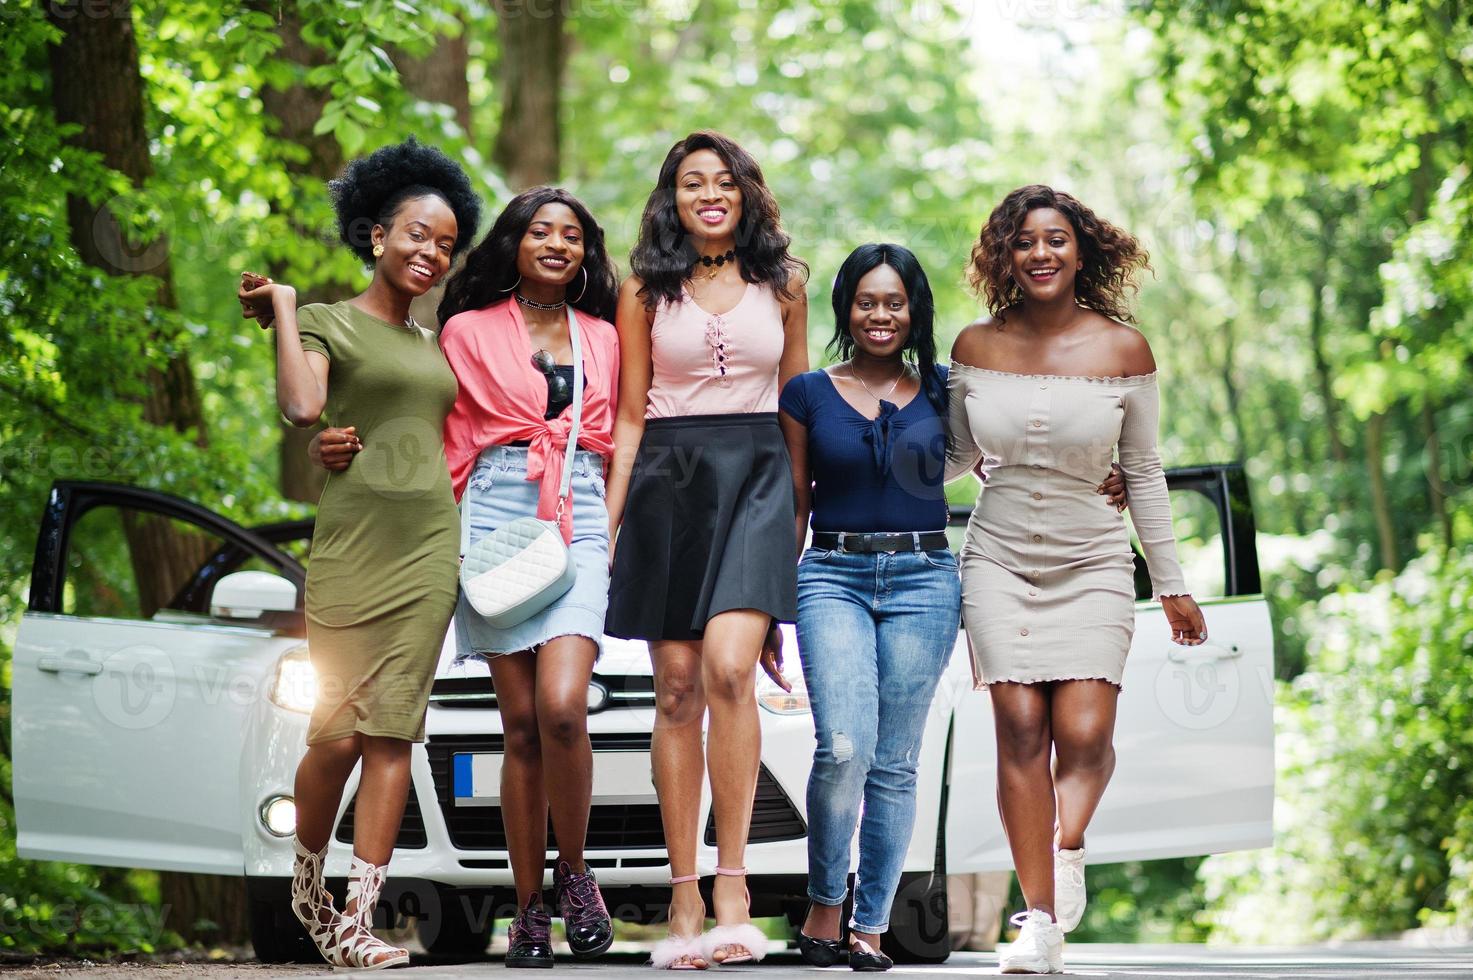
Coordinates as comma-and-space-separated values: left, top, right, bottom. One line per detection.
603, 131, 809, 969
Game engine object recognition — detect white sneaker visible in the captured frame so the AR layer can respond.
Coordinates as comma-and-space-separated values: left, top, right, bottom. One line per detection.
1054, 845, 1087, 932
998, 909, 1063, 974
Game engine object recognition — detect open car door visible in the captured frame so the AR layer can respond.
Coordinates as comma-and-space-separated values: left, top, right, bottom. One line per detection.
12, 482, 307, 873
946, 463, 1275, 870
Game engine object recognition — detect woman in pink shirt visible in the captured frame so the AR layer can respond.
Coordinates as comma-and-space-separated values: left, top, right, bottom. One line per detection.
603, 131, 809, 970
313, 186, 621, 969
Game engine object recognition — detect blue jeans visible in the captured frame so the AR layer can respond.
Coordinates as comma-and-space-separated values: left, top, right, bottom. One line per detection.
796, 545, 961, 933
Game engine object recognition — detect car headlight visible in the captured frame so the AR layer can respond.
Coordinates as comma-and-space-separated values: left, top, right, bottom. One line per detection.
259, 795, 297, 837
270, 645, 317, 714
757, 674, 811, 715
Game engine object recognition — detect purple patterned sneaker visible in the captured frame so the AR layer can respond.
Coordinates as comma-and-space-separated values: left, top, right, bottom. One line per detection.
553, 860, 614, 958
506, 895, 554, 969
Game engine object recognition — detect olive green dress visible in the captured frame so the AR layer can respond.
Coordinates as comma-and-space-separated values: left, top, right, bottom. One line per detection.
296, 302, 459, 744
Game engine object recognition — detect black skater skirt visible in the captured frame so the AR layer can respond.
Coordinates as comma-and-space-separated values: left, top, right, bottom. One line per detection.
606, 413, 797, 641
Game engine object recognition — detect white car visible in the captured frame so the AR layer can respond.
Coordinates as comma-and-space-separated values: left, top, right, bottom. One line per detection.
12, 465, 1273, 963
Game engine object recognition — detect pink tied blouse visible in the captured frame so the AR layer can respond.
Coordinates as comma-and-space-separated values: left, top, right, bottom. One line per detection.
440, 299, 619, 543
645, 282, 785, 418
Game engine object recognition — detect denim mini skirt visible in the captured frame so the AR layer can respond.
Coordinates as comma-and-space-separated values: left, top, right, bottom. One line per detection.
454, 444, 610, 657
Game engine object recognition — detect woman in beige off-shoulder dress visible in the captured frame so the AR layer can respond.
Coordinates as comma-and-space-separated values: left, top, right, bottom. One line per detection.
945, 185, 1207, 975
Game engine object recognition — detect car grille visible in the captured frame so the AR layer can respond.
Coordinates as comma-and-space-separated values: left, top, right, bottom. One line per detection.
705, 764, 807, 845
428, 672, 656, 711
426, 733, 806, 851
336, 786, 427, 849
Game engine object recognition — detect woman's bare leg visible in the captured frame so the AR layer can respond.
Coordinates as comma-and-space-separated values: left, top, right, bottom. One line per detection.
491, 651, 550, 903
990, 682, 1056, 917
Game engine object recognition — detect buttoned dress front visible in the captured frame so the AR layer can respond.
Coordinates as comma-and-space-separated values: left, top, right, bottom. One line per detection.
945, 364, 1187, 687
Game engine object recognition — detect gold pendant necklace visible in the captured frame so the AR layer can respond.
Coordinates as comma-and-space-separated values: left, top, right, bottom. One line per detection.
846, 362, 908, 403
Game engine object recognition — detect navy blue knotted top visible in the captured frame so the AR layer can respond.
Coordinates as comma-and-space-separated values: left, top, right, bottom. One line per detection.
779, 366, 950, 533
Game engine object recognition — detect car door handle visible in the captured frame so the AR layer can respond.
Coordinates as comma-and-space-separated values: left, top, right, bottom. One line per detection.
1167, 642, 1242, 663
37, 653, 103, 676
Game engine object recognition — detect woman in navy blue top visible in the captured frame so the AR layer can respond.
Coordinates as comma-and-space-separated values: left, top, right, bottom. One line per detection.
778, 244, 959, 972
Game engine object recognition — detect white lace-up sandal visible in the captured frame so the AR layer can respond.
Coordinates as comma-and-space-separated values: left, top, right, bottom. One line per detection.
333, 856, 410, 970
291, 838, 345, 967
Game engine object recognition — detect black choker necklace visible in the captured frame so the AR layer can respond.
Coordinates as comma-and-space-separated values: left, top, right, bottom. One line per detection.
696, 249, 737, 268
516, 292, 565, 311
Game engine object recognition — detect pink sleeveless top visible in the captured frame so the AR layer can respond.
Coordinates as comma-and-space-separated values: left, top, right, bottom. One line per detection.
645, 282, 785, 418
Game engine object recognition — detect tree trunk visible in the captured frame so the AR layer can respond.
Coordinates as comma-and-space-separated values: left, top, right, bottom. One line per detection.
395, 26, 472, 138
1306, 250, 1347, 465
47, 0, 244, 946
1421, 400, 1453, 551
47, 0, 205, 442
395, 28, 473, 331
1219, 314, 1247, 461
1365, 412, 1401, 573
254, 0, 346, 503
158, 873, 252, 947
493, 0, 565, 189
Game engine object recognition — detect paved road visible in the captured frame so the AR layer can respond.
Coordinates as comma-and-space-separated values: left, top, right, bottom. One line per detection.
5, 943, 1472, 978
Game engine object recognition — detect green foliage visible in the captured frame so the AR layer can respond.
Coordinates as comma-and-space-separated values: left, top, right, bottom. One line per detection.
2, 0, 1470, 953
1200, 548, 1473, 940
1006, 857, 1210, 943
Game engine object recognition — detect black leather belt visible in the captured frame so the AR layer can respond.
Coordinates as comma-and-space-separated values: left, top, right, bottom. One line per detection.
811, 530, 951, 553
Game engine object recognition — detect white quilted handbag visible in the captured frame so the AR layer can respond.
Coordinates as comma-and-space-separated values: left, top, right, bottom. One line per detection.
459, 306, 584, 629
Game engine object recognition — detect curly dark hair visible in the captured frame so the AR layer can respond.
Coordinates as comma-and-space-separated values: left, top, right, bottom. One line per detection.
966, 185, 1149, 323
829, 243, 945, 418
630, 130, 808, 309
328, 137, 482, 266
437, 186, 619, 325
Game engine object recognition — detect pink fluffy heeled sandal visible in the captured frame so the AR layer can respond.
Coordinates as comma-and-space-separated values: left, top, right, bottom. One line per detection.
651, 873, 708, 970
700, 867, 768, 965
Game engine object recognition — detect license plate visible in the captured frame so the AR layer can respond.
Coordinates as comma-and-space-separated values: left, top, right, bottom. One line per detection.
453, 751, 657, 806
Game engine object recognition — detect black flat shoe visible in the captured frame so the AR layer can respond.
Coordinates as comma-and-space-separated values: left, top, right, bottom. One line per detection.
797, 931, 845, 967
506, 897, 554, 969
847, 937, 892, 972
554, 861, 614, 959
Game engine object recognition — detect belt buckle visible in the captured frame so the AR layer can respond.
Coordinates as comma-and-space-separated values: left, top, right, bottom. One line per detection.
835, 531, 847, 553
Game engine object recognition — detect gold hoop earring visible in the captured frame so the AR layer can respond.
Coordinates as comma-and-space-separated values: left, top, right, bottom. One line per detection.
372, 244, 385, 258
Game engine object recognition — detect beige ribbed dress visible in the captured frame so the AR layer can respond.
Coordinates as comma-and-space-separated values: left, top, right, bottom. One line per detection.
945, 364, 1187, 687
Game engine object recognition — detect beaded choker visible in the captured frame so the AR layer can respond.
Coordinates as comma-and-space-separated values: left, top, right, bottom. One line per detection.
515, 292, 566, 311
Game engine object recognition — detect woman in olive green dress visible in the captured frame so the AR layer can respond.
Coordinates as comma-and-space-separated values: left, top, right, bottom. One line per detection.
238, 138, 481, 970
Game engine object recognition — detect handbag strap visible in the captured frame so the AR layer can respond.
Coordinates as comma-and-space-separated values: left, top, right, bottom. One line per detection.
559, 304, 585, 506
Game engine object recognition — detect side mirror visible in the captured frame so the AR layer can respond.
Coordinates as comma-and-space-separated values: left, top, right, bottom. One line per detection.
212, 570, 299, 619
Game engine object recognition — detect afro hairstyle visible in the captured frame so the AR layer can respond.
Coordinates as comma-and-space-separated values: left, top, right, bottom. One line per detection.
328, 137, 482, 265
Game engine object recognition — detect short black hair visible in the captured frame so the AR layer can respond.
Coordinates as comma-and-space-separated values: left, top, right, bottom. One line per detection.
328, 137, 482, 265
829, 243, 945, 418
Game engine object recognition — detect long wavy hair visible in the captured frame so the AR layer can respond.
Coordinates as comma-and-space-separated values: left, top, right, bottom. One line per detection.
437, 186, 619, 325
630, 130, 808, 309
829, 243, 945, 418
966, 185, 1150, 323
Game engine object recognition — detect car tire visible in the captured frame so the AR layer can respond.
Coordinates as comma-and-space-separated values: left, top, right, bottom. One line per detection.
415, 887, 496, 960
881, 870, 951, 964
248, 895, 319, 964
